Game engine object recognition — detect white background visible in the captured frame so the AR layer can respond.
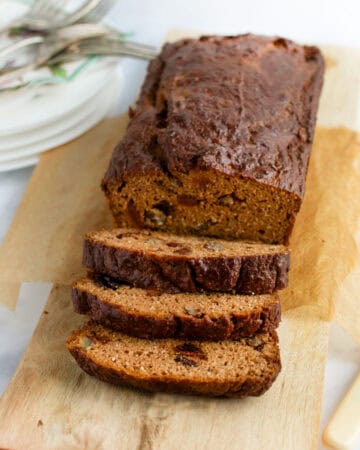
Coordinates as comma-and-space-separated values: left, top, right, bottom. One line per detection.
1, 0, 360, 449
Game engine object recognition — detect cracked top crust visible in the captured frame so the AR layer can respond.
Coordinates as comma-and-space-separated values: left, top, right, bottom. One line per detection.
103, 34, 324, 199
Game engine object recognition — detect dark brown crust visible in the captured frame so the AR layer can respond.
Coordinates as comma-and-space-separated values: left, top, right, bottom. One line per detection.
82, 238, 290, 295
103, 34, 324, 198
67, 330, 281, 398
72, 284, 281, 340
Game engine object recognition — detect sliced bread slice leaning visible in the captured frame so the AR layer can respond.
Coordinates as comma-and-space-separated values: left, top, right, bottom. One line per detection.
83, 228, 290, 294
73, 274, 281, 340
67, 321, 281, 398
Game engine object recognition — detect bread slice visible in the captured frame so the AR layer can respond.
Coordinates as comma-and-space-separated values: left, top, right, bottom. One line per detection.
83, 228, 290, 295
67, 321, 281, 397
73, 275, 281, 340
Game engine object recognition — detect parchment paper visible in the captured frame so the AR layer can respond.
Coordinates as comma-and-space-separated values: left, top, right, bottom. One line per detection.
281, 43, 360, 343
281, 126, 360, 343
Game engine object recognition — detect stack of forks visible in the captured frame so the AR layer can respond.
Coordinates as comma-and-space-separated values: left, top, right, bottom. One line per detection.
0, 0, 157, 87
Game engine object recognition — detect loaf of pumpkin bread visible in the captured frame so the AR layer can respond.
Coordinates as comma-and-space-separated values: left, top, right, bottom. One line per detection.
102, 34, 324, 244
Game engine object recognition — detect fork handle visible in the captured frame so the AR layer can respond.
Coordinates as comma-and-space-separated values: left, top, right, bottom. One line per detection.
47, 46, 156, 66
78, 44, 157, 60
2, 17, 48, 33
0, 35, 43, 60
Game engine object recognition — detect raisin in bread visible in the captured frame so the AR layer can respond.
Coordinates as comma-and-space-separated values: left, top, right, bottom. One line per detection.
102, 34, 324, 244
83, 228, 290, 295
73, 274, 281, 340
67, 321, 281, 398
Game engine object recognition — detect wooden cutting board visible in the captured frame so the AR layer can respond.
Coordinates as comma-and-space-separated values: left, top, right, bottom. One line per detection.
0, 32, 359, 450
0, 286, 328, 450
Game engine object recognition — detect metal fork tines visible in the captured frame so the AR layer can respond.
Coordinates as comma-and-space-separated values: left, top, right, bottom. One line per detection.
0, 1, 117, 64
1, 0, 115, 34
6, 0, 70, 32
74, 0, 117, 25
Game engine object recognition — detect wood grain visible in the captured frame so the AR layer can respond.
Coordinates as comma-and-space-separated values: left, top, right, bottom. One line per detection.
0, 285, 329, 450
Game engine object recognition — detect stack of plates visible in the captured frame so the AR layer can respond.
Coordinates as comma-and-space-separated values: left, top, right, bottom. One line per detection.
0, 1, 122, 173
0, 62, 121, 173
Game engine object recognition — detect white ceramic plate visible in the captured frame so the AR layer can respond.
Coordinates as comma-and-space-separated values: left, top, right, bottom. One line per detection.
0, 76, 115, 152
0, 154, 40, 173
0, 62, 117, 136
0, 77, 118, 172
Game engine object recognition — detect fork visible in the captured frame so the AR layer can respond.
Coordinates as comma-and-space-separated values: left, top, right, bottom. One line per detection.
2, 0, 71, 33
0, 24, 114, 85
64, 0, 117, 27
0, 23, 115, 66
49, 38, 158, 64
2, 0, 112, 33
0, 0, 116, 59
0, 35, 157, 85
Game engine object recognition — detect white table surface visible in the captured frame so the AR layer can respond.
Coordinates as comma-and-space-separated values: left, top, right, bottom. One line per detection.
1, 1, 360, 449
